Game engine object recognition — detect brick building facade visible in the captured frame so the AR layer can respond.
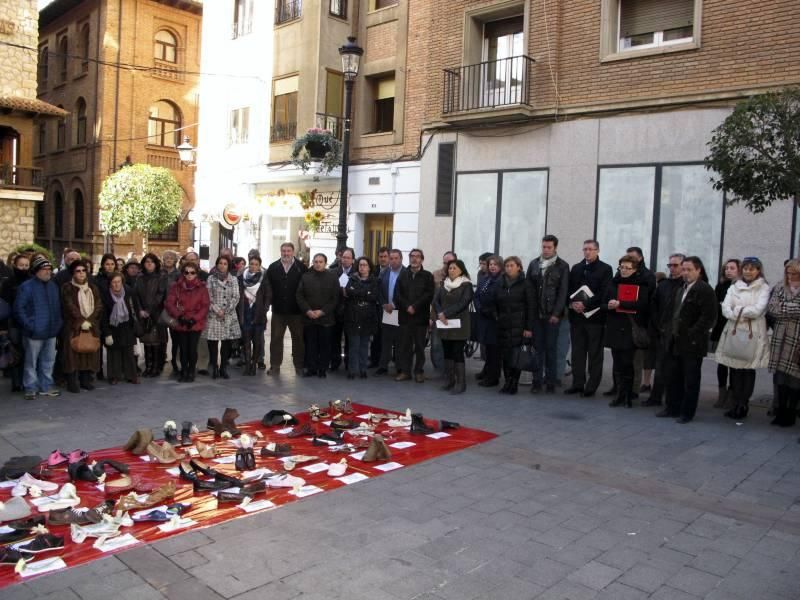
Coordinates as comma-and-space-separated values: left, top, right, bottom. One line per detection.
35, 0, 201, 263
0, 0, 65, 261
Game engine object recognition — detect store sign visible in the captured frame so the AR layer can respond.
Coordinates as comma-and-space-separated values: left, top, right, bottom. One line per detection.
222, 204, 242, 226
314, 191, 340, 210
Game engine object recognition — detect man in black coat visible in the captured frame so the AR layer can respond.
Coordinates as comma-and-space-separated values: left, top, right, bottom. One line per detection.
328, 247, 355, 371
266, 242, 307, 375
566, 240, 613, 396
369, 246, 390, 367
643, 253, 685, 406
375, 249, 405, 376
658, 256, 717, 423
626, 246, 658, 395
394, 248, 434, 382
527, 234, 570, 393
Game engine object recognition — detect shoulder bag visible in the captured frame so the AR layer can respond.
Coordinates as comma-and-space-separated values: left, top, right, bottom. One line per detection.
71, 330, 100, 354
720, 308, 757, 363
628, 315, 649, 349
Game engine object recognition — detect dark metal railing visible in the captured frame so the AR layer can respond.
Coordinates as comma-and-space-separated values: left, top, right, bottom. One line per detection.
329, 0, 346, 18
275, 0, 302, 25
270, 121, 297, 143
0, 164, 44, 190
442, 55, 534, 114
315, 113, 343, 140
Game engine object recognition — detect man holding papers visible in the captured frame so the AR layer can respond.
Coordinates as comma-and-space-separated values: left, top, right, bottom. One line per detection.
566, 240, 613, 397
394, 249, 434, 383
375, 249, 404, 376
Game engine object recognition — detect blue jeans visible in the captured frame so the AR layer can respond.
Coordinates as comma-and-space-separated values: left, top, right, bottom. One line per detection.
533, 319, 561, 386
23, 337, 57, 393
347, 333, 371, 375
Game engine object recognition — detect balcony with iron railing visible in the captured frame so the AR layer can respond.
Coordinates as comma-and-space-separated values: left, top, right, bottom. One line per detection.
442, 55, 535, 120
0, 164, 44, 191
275, 0, 302, 25
270, 121, 297, 143
315, 113, 343, 140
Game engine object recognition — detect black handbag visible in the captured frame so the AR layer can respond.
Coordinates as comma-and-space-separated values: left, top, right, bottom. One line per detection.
510, 344, 537, 372
628, 315, 649, 349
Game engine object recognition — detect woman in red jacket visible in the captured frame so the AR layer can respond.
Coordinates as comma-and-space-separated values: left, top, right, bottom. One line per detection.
165, 261, 209, 382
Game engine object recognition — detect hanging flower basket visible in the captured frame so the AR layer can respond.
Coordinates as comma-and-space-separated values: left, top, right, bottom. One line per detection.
291, 128, 342, 175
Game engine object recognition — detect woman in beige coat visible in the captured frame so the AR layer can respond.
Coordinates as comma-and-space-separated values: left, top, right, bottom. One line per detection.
767, 259, 800, 427
714, 257, 770, 420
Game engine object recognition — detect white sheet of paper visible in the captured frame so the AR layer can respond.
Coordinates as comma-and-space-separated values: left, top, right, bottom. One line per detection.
139, 456, 152, 462
95, 483, 105, 492
242, 467, 272, 479
165, 467, 180, 476
356, 413, 372, 420
322, 420, 332, 426
93, 533, 139, 552
426, 431, 451, 439
373, 462, 403, 472
274, 427, 294, 435
289, 485, 323, 498
239, 499, 276, 513
350, 450, 367, 461
157, 518, 196, 533
0, 526, 14, 534
0, 481, 17, 488
382, 309, 399, 326
18, 557, 67, 577
301, 462, 330, 474
436, 319, 461, 329
212, 455, 237, 464
339, 272, 349, 288
389, 441, 416, 449
336, 472, 369, 485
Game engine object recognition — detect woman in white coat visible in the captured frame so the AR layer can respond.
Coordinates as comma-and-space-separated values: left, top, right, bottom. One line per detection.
714, 257, 770, 420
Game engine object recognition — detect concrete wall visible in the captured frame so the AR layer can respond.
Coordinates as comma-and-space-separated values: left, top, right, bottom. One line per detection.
419, 106, 794, 276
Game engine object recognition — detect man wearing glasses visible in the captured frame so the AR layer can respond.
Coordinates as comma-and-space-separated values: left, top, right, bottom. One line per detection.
642, 253, 686, 407
13, 256, 63, 400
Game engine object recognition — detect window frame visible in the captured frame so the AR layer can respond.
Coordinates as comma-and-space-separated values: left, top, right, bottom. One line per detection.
150, 220, 179, 242
57, 35, 68, 83
53, 190, 64, 239
79, 23, 90, 74
73, 189, 84, 239
452, 167, 550, 266
593, 161, 726, 276
154, 29, 178, 63
75, 98, 87, 146
233, 0, 254, 38
37, 122, 46, 155
147, 100, 182, 148
37, 45, 48, 91
56, 111, 66, 151
271, 89, 298, 143
599, 0, 702, 63
229, 106, 250, 145
329, 0, 347, 18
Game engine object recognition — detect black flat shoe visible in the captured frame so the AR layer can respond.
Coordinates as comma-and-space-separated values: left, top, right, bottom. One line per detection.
189, 459, 242, 486
92, 459, 129, 478
347, 373, 355, 380
563, 386, 582, 395
360, 371, 368, 379
68, 460, 98, 482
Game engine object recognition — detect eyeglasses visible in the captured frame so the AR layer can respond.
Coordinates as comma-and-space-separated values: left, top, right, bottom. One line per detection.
183, 271, 197, 276
667, 263, 681, 268
73, 268, 86, 273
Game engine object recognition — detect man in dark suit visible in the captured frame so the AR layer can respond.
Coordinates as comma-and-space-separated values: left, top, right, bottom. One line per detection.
566, 239, 613, 396
369, 247, 390, 367
394, 248, 434, 382
658, 256, 717, 423
375, 249, 404, 375
328, 247, 355, 371
266, 242, 307, 376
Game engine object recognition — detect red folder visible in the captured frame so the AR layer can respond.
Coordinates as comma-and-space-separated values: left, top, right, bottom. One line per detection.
616, 284, 639, 314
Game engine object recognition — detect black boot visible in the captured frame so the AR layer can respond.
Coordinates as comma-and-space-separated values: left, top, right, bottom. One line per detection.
78, 371, 95, 391
220, 343, 231, 379
603, 371, 618, 397
410, 413, 435, 435
441, 359, 455, 390
622, 376, 634, 408
67, 372, 80, 393
499, 368, 512, 393
507, 370, 519, 395
451, 363, 466, 395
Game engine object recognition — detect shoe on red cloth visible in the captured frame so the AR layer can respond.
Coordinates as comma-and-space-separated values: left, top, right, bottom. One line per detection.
67, 449, 88, 464
47, 450, 68, 467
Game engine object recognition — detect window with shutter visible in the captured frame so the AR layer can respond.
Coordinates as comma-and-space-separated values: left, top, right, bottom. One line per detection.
435, 143, 455, 216
619, 0, 694, 50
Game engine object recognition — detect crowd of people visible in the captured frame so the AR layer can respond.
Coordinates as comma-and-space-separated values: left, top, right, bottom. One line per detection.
1, 237, 799, 429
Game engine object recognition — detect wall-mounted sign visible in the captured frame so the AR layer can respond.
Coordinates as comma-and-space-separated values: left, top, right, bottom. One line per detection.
314, 191, 340, 210
222, 204, 242, 227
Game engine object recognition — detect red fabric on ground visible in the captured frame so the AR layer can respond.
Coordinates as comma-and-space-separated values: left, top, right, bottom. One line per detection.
0, 404, 495, 589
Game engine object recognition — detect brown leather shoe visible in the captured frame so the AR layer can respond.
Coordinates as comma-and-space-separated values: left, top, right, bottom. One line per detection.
395, 373, 411, 382
115, 481, 176, 512
362, 434, 392, 462
414, 373, 425, 383
146, 441, 181, 464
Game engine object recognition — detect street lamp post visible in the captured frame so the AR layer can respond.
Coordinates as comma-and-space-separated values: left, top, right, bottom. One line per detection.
336, 36, 363, 252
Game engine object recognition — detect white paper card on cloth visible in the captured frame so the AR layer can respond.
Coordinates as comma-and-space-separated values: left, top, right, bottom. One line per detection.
95, 484, 105, 492
435, 318, 461, 329
350, 450, 367, 461
322, 420, 332, 426
242, 467, 272, 479
212, 455, 237, 464
0, 526, 14, 534
382, 309, 399, 326
301, 463, 329, 474
373, 462, 403, 472
139, 456, 152, 462
426, 432, 451, 439
211, 487, 240, 496
305, 437, 335, 446
389, 441, 416, 449
0, 481, 17, 488
93, 533, 139, 552
239, 499, 276, 513
157, 518, 196, 533
165, 467, 180, 477
29, 496, 55, 507
274, 427, 294, 435
18, 557, 67, 577
289, 485, 323, 498
336, 472, 369, 485
356, 413, 372, 420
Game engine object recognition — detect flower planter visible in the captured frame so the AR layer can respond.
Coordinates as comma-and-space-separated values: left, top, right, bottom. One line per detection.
305, 141, 330, 159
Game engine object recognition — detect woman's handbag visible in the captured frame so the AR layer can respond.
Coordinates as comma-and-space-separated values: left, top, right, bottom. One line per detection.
720, 308, 757, 363
0, 334, 17, 369
510, 344, 537, 372
70, 331, 100, 354
628, 315, 649, 349
159, 308, 178, 329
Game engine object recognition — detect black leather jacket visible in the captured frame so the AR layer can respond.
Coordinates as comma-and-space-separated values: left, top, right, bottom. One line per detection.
527, 256, 570, 319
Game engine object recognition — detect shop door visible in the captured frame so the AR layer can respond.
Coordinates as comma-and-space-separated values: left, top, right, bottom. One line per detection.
364, 214, 393, 264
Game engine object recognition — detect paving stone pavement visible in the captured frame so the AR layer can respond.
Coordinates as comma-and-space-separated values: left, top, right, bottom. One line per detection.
1, 341, 799, 600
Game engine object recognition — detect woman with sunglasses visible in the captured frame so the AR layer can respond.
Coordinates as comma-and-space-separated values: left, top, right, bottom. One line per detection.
715, 257, 770, 420
61, 259, 104, 393
165, 262, 210, 382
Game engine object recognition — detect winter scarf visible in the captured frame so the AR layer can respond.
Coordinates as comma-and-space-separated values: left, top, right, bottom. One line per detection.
443, 275, 470, 292
539, 255, 558, 272
242, 270, 263, 306
70, 280, 94, 318
109, 287, 129, 326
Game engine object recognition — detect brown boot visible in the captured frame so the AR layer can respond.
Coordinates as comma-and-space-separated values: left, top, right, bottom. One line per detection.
221, 407, 241, 435
363, 434, 392, 462
123, 429, 154, 455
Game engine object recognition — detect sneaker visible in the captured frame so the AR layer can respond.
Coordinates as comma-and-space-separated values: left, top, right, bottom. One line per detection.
37, 389, 61, 397
18, 473, 59, 492
14, 533, 65, 554
0, 497, 32, 522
